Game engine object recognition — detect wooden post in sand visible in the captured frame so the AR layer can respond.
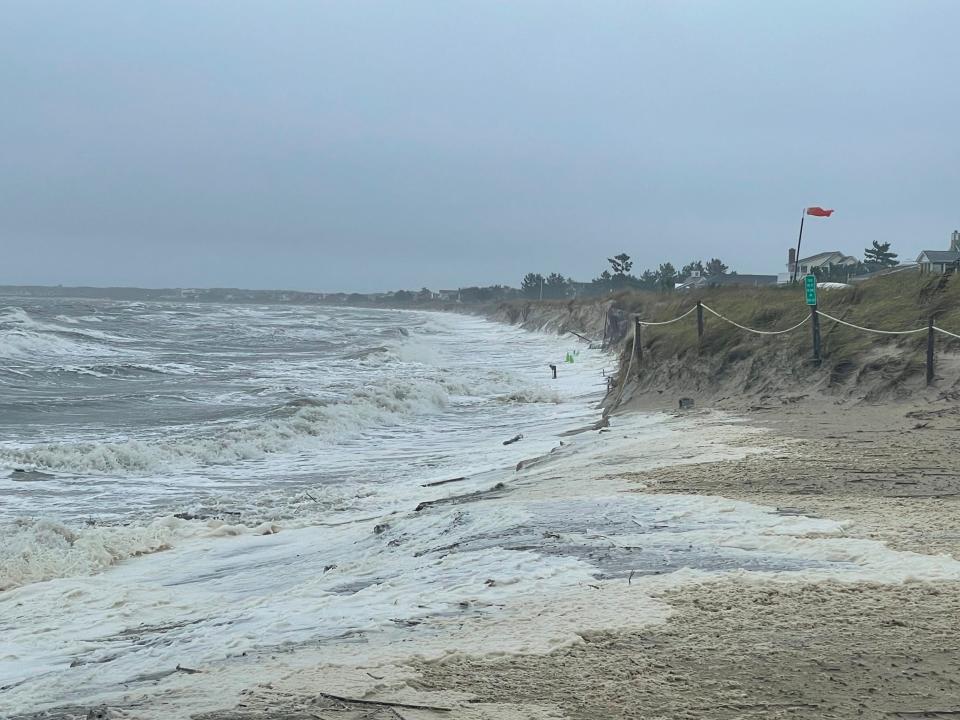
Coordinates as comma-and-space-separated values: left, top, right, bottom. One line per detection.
633, 316, 643, 375
810, 304, 822, 365
927, 315, 936, 386
696, 300, 704, 351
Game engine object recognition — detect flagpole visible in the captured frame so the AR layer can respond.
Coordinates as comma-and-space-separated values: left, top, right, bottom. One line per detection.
792, 209, 805, 284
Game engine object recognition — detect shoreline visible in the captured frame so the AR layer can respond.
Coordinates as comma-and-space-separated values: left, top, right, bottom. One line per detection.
176, 400, 960, 720
9, 305, 960, 720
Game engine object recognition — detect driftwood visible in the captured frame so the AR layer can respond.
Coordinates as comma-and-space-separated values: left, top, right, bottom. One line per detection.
421, 476, 466, 487
568, 330, 595, 343
502, 433, 523, 446
124, 664, 201, 684
415, 483, 507, 512
316, 691, 452, 713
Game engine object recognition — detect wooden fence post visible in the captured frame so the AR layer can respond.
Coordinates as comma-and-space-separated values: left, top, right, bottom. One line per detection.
696, 300, 704, 351
810, 305, 821, 365
927, 315, 936, 386
634, 316, 643, 376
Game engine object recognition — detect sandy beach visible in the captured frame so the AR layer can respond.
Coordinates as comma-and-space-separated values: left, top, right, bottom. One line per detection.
8, 301, 960, 720
408, 400, 960, 720
175, 395, 960, 720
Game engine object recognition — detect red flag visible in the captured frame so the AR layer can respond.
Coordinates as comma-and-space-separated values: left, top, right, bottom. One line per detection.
806, 207, 834, 217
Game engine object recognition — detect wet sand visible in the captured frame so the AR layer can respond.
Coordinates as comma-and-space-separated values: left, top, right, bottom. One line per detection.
406, 400, 960, 719
180, 398, 960, 720
17, 398, 960, 720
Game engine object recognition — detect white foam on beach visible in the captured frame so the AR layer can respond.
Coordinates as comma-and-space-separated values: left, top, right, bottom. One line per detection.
5, 408, 960, 718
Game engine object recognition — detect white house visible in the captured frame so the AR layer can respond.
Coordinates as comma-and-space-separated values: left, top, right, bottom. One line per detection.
791, 251, 858, 275
779, 249, 858, 283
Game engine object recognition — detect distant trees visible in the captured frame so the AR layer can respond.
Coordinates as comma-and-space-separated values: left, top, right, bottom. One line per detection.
680, 260, 705, 280
521, 252, 737, 301
520, 272, 572, 299
657, 263, 677, 291
704, 258, 729, 276
521, 273, 545, 298
863, 241, 899, 269
544, 273, 572, 299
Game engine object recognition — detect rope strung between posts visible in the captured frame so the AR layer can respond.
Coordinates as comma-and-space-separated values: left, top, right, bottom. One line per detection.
700, 303, 809, 335
636, 305, 698, 326
627, 302, 960, 341
815, 310, 927, 336
608, 325, 638, 411
934, 326, 960, 340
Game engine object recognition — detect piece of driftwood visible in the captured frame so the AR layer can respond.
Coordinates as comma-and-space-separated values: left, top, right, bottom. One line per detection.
316, 691, 452, 713
502, 433, 523, 446
421, 477, 466, 487
415, 483, 507, 512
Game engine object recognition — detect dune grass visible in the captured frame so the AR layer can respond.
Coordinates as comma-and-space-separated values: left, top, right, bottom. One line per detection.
564, 272, 960, 393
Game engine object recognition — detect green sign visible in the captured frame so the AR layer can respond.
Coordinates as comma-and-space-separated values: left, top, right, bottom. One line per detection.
804, 274, 817, 306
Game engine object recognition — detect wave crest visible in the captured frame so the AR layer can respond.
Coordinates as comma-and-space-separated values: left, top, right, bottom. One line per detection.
0, 379, 450, 474
0, 518, 172, 591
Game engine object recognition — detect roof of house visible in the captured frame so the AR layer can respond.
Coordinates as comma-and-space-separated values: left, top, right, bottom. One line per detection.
917, 250, 960, 264
798, 251, 857, 266
676, 274, 777, 290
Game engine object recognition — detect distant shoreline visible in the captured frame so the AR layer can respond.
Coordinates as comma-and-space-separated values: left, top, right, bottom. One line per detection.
0, 284, 471, 310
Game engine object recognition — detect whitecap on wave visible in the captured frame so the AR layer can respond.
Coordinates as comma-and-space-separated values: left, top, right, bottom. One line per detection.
0, 378, 452, 474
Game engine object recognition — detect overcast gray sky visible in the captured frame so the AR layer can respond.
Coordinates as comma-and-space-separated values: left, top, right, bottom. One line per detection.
1, 1, 957, 292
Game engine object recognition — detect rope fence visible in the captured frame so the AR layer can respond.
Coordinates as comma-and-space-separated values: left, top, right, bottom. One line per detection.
626, 299, 960, 387
933, 326, 960, 341
635, 305, 698, 326
815, 310, 928, 336
700, 303, 810, 335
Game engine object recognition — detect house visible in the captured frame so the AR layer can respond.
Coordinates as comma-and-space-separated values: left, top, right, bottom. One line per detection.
436, 289, 461, 302
790, 250, 858, 276
778, 248, 858, 283
676, 274, 777, 291
916, 231, 960, 274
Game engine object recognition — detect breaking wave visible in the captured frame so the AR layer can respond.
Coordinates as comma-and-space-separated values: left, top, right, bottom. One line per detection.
0, 307, 133, 360
0, 517, 174, 591
0, 515, 288, 590
0, 379, 451, 475
52, 362, 198, 378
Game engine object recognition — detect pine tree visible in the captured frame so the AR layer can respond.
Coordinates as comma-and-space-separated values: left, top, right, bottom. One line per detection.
704, 258, 729, 276
657, 262, 677, 291
521, 273, 544, 298
863, 241, 899, 268
544, 272, 570, 299
607, 253, 633, 276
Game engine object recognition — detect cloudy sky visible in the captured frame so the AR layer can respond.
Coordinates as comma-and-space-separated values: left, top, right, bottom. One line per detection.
2, 1, 957, 291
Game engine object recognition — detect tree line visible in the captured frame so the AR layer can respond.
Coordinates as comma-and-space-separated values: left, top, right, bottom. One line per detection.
366, 240, 901, 305
520, 254, 730, 299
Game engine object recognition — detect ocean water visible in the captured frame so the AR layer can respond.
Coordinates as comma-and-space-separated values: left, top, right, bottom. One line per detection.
3, 298, 960, 718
